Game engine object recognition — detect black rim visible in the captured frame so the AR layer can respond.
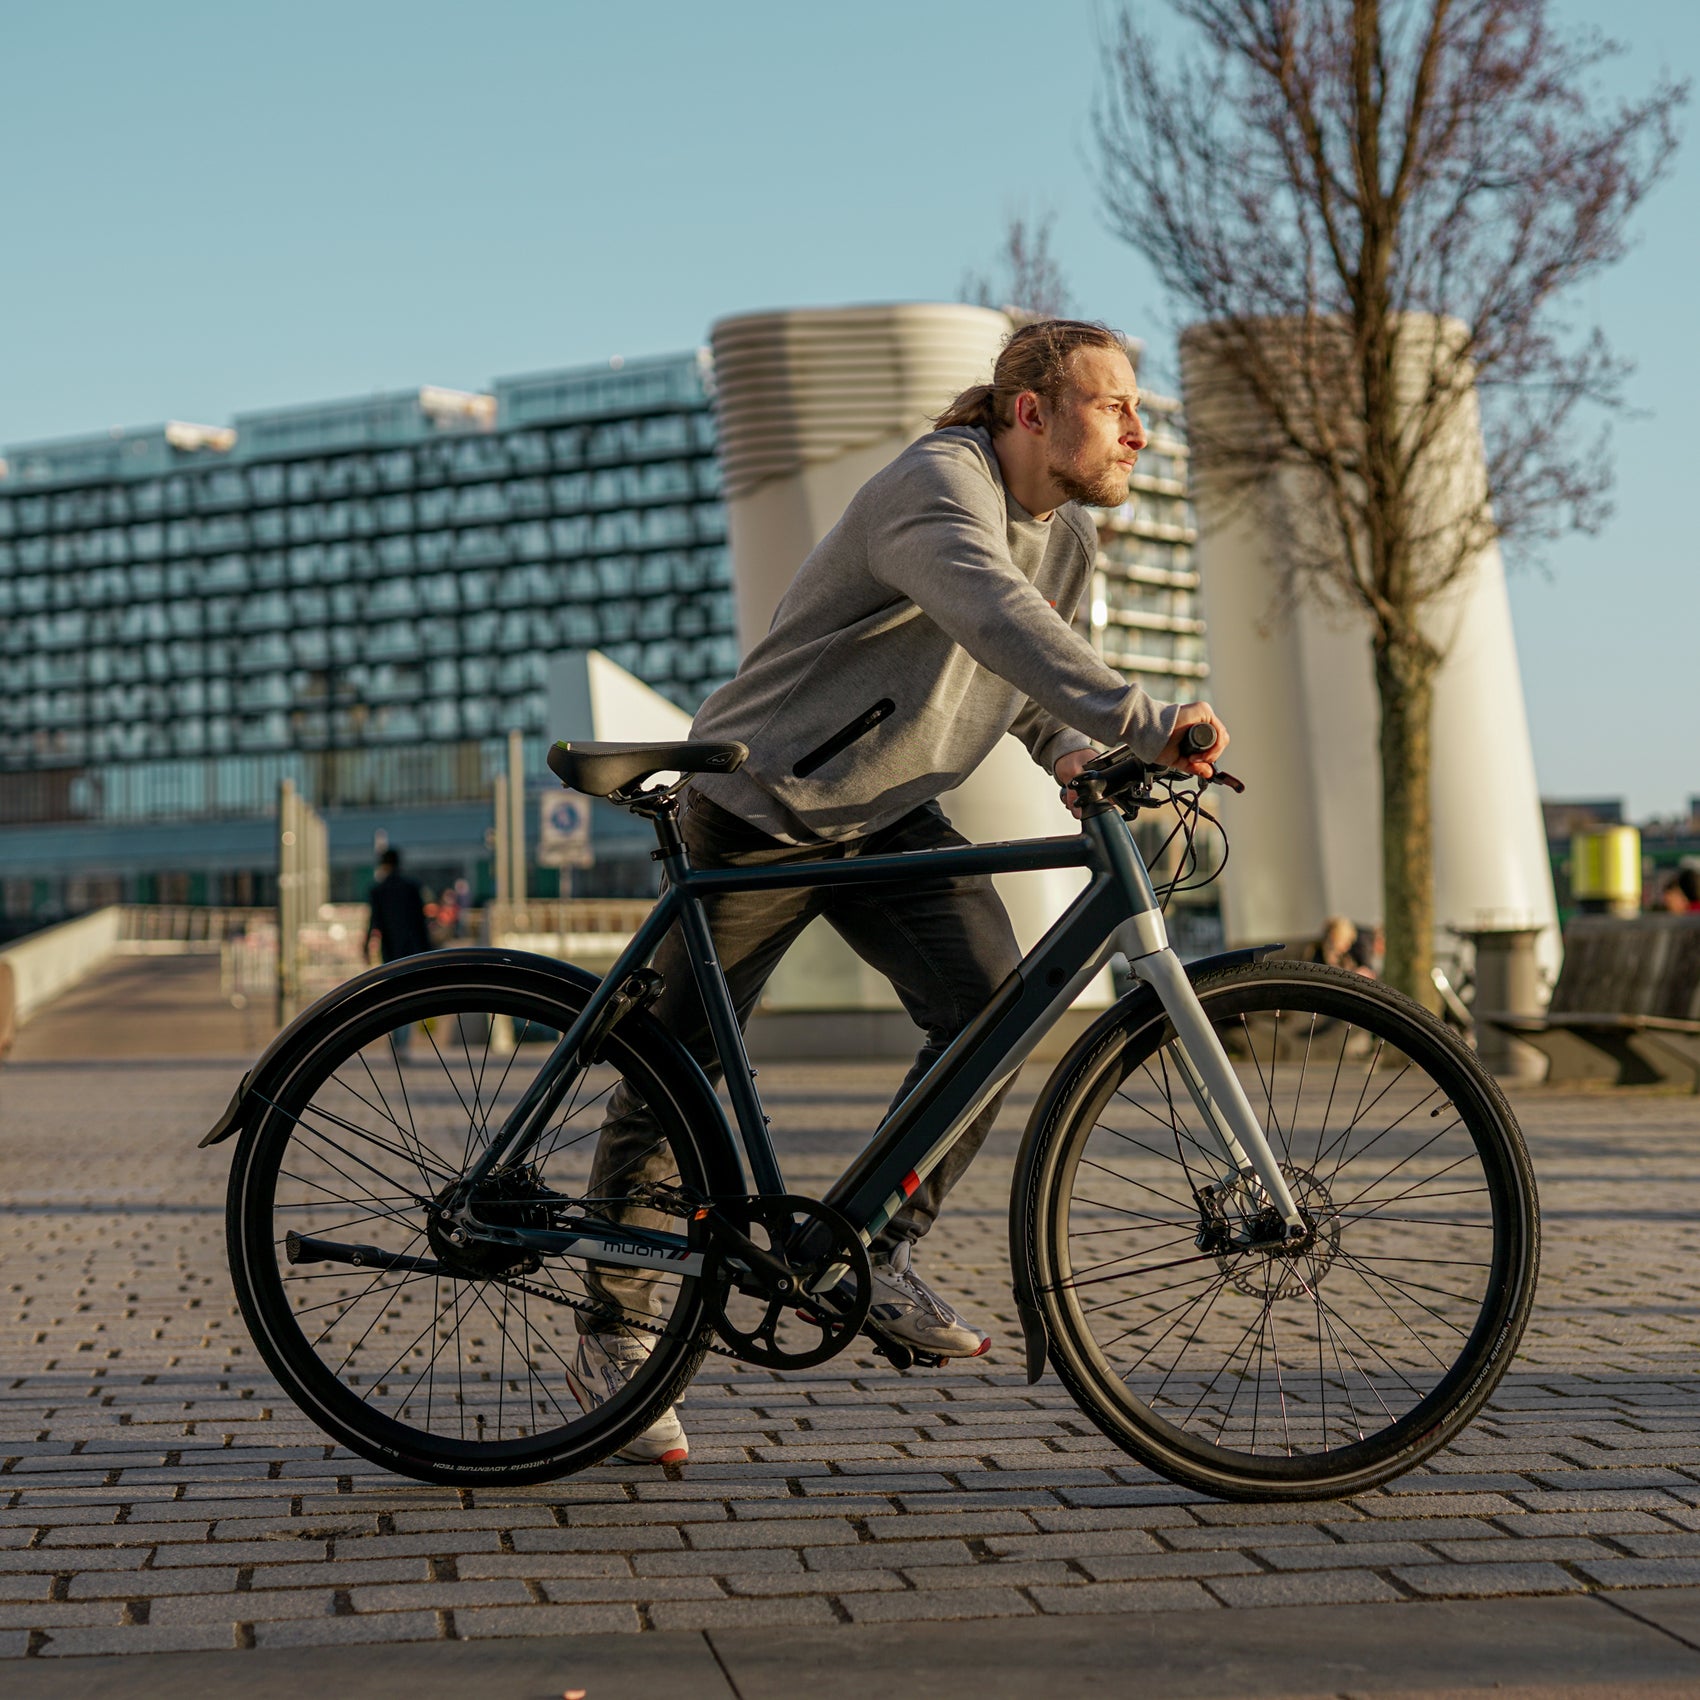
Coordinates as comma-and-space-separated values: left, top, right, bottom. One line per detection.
1045, 971, 1531, 1484
234, 978, 708, 1470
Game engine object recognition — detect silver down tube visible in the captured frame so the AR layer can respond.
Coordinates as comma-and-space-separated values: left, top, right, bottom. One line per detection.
1127, 929, 1303, 1231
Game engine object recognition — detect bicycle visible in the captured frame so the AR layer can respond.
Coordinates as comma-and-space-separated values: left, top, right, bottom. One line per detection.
206, 728, 1539, 1500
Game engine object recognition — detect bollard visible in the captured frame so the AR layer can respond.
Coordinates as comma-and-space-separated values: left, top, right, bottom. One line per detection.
1462, 925, 1546, 1082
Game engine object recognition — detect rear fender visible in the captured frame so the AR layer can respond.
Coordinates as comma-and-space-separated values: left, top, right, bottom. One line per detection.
1007, 944, 1282, 1384
198, 950, 740, 1195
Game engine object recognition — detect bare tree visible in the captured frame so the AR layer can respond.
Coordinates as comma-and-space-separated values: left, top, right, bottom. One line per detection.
962, 210, 1076, 321
1096, 0, 1684, 1004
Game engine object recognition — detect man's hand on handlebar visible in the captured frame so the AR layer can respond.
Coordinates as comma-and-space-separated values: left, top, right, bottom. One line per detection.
1159, 703, 1229, 778
1054, 746, 1098, 820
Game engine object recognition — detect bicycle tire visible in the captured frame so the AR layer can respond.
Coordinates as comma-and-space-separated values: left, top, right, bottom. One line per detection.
1017, 959, 1538, 1500
225, 952, 737, 1485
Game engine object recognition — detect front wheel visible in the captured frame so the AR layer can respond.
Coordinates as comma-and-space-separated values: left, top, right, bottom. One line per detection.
1018, 960, 1539, 1500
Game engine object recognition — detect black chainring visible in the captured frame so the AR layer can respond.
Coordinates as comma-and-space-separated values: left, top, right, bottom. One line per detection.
701, 1194, 871, 1370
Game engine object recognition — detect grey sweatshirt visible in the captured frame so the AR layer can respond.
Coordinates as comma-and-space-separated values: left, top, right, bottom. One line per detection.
691, 425, 1178, 842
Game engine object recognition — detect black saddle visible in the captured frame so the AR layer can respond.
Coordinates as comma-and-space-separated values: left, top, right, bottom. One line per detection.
547, 739, 747, 798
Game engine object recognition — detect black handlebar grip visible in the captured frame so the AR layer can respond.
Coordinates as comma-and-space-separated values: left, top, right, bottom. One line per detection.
1181, 722, 1217, 757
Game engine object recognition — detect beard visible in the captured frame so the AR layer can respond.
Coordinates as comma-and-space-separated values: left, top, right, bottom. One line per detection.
1045, 424, 1134, 508
1048, 460, 1132, 508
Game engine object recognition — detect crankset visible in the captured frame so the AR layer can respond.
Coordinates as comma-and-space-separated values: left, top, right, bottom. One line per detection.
696, 1194, 872, 1370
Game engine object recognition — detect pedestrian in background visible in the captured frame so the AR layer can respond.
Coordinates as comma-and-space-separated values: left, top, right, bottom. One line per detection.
1310, 916, 1375, 979
365, 848, 432, 965
1659, 869, 1700, 914
366, 849, 432, 1056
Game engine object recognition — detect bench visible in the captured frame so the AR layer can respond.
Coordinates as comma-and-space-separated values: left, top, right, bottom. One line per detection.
1481, 914, 1700, 1090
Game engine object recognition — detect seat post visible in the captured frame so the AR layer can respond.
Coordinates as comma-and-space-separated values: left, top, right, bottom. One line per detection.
650, 796, 686, 862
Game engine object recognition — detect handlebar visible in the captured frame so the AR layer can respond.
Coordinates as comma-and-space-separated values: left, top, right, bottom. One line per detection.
1071, 722, 1245, 807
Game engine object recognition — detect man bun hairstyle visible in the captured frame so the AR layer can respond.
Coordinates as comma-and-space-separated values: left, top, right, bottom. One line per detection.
933, 318, 1126, 432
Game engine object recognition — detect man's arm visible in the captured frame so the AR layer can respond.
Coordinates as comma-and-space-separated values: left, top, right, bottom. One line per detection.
866, 450, 1178, 760
1009, 696, 1095, 776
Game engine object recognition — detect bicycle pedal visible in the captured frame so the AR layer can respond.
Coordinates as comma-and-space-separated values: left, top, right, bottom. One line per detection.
857, 1322, 951, 1372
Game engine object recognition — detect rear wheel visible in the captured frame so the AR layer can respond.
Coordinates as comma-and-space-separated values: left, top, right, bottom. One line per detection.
1021, 960, 1538, 1500
226, 956, 727, 1484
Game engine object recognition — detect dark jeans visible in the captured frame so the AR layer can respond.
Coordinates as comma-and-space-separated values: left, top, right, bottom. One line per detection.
583, 786, 1022, 1324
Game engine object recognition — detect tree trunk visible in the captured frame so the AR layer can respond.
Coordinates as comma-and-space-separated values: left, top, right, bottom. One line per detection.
1374, 640, 1438, 1010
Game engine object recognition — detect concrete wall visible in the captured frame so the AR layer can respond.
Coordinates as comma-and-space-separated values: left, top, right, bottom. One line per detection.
0, 906, 123, 1029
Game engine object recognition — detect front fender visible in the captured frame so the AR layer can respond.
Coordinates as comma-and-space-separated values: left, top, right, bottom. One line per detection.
1006, 944, 1282, 1384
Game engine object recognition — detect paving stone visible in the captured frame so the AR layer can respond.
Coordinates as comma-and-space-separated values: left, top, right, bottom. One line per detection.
634, 1548, 804, 1577
866, 1511, 1035, 1541
69, 1568, 241, 1597
1351, 1493, 1522, 1519
1324, 1518, 1501, 1543
804, 1540, 976, 1571
245, 1559, 426, 1589
328, 1531, 503, 1559
1427, 1536, 1617, 1563
346, 1581, 532, 1611
1027, 1580, 1218, 1614
1493, 1510, 1674, 1536
150, 1590, 337, 1623
906, 1561, 1074, 1589
1256, 1540, 1438, 1571
1207, 1570, 1402, 1607
454, 1602, 643, 1636
648, 1595, 837, 1630
510, 1525, 684, 1553
537, 1577, 727, 1603
982, 1529, 1163, 1559
725, 1568, 905, 1595
456, 1554, 630, 1580
252, 1611, 444, 1647
1575, 1557, 1700, 1590
845, 1585, 1034, 1622
0, 1599, 121, 1628
1164, 1522, 1347, 1551
39, 1622, 237, 1656
1394, 1562, 1585, 1597
1078, 1551, 1260, 1582
685, 1517, 858, 1548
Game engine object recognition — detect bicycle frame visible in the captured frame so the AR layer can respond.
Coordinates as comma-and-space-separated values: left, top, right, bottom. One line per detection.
449, 793, 1303, 1274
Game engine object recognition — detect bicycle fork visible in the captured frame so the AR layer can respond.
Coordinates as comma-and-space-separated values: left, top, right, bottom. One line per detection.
1125, 928, 1304, 1237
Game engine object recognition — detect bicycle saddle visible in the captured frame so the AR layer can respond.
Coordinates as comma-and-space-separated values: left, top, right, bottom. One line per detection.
547, 739, 747, 797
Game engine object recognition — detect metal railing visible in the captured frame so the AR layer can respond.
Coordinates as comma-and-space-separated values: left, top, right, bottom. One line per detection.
115, 905, 271, 954
484, 898, 653, 971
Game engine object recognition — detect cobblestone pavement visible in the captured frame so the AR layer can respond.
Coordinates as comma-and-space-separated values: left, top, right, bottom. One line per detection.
3, 1054, 1700, 1661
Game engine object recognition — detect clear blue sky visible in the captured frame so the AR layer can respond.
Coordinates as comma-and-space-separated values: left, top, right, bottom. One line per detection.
2, 1, 1693, 817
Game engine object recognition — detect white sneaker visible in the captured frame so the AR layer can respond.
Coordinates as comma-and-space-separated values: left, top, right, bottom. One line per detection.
867, 1242, 991, 1359
564, 1332, 689, 1465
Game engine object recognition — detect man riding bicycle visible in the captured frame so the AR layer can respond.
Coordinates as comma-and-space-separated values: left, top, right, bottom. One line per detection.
569, 318, 1229, 1463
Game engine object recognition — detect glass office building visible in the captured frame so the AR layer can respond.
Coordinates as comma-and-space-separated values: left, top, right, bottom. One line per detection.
0, 347, 1204, 931
0, 354, 735, 924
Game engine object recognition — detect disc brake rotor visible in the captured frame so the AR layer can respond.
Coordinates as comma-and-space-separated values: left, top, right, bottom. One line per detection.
1214, 1163, 1343, 1301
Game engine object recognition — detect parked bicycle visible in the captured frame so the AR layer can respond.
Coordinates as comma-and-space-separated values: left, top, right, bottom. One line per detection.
206, 729, 1539, 1500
